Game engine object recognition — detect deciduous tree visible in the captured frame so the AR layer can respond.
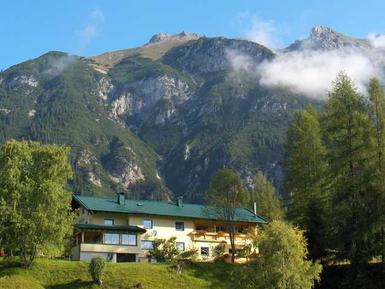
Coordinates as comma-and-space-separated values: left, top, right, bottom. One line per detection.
206, 168, 248, 263
0, 140, 75, 267
234, 220, 322, 289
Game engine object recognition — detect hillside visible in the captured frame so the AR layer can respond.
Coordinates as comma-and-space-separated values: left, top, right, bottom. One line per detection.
0, 258, 232, 289
2, 27, 373, 202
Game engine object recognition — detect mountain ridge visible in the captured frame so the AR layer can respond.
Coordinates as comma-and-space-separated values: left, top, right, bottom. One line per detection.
0, 26, 374, 203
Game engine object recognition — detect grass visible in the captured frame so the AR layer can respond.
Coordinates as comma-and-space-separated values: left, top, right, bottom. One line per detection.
0, 258, 234, 289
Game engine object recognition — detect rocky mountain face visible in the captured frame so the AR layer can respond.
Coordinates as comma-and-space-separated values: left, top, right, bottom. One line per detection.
1, 27, 366, 202
286, 26, 370, 51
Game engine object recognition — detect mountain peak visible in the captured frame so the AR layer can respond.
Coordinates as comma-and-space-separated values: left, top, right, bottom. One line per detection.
310, 26, 336, 38
286, 26, 370, 51
147, 32, 200, 45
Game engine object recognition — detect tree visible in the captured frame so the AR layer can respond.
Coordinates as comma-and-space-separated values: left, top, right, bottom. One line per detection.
206, 168, 248, 263
322, 73, 376, 268
0, 140, 75, 267
147, 237, 180, 262
251, 171, 284, 222
368, 78, 385, 269
234, 220, 322, 289
285, 106, 329, 260
147, 237, 198, 274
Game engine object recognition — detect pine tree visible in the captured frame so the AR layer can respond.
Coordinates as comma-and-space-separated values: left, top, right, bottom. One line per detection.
322, 72, 376, 268
368, 78, 385, 269
285, 105, 329, 260
250, 171, 284, 222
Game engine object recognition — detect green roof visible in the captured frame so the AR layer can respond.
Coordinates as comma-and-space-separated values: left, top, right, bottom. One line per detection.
74, 223, 146, 233
73, 194, 267, 224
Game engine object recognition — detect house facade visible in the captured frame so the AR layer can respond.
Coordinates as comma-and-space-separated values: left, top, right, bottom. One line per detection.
71, 193, 266, 262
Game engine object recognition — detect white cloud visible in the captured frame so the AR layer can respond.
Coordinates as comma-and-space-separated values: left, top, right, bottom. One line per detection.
368, 33, 385, 49
76, 9, 105, 50
226, 49, 254, 72
234, 12, 281, 49
90, 9, 105, 23
226, 48, 385, 99
258, 49, 384, 98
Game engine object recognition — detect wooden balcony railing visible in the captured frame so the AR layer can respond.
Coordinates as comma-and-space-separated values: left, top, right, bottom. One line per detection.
191, 231, 249, 243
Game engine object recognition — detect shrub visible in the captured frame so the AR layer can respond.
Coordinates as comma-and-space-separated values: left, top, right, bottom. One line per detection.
89, 256, 106, 285
147, 237, 179, 262
213, 243, 226, 260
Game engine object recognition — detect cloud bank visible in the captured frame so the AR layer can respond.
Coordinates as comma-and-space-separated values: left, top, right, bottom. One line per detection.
258, 49, 385, 98
227, 47, 385, 99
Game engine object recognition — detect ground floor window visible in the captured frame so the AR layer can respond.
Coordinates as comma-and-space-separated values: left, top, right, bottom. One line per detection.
104, 233, 119, 244
200, 247, 209, 257
141, 240, 154, 250
176, 242, 185, 251
121, 234, 137, 246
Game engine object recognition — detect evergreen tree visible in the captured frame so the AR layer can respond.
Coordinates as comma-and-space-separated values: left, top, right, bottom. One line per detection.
368, 78, 385, 269
251, 171, 284, 221
322, 73, 376, 268
285, 105, 329, 260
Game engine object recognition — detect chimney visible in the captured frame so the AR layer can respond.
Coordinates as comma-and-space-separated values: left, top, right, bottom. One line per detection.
253, 202, 257, 215
177, 196, 183, 207
117, 192, 125, 205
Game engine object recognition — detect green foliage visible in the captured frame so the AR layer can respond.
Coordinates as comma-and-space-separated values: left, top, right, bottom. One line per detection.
146, 237, 198, 266
206, 168, 248, 263
368, 78, 385, 267
322, 73, 377, 266
147, 237, 180, 262
0, 140, 75, 267
89, 256, 106, 285
235, 220, 322, 289
285, 105, 329, 260
251, 171, 284, 221
212, 243, 226, 260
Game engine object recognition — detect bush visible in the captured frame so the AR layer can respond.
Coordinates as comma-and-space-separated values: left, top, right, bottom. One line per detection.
147, 237, 179, 262
213, 243, 226, 260
89, 256, 106, 285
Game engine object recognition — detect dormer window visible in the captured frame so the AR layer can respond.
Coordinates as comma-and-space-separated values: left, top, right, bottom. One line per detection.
104, 219, 114, 225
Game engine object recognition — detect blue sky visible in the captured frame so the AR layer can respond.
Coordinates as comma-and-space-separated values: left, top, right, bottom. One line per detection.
1, 0, 385, 70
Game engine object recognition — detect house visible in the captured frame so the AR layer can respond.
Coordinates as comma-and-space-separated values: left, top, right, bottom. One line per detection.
71, 193, 267, 262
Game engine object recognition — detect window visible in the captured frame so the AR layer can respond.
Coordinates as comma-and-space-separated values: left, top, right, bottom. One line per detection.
175, 222, 184, 231
104, 233, 119, 244
143, 219, 153, 229
200, 247, 209, 257
104, 219, 114, 225
176, 242, 185, 251
121, 234, 137, 246
141, 240, 154, 250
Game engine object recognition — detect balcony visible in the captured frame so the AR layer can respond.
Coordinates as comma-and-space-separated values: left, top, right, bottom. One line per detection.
191, 230, 250, 244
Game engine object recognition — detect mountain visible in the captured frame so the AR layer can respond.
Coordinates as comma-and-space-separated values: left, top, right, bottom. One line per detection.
286, 26, 371, 51
0, 29, 345, 202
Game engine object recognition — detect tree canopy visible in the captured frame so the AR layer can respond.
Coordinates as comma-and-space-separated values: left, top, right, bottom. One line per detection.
206, 168, 248, 263
251, 171, 284, 222
0, 140, 75, 267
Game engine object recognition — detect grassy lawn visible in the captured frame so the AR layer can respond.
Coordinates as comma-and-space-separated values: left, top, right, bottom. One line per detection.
0, 258, 234, 289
